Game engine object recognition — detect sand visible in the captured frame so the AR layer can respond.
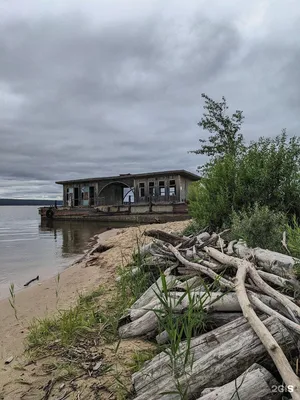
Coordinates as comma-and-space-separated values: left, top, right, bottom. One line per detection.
0, 220, 189, 398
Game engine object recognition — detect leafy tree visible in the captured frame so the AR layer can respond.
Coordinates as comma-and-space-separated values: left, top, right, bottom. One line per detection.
188, 131, 300, 228
190, 93, 245, 173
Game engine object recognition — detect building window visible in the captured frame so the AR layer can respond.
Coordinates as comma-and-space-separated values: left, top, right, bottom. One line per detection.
169, 179, 176, 196
159, 181, 165, 196
66, 188, 69, 201
149, 181, 155, 196
139, 182, 145, 197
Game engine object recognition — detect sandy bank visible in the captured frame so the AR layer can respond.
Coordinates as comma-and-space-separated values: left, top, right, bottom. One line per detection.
0, 220, 189, 366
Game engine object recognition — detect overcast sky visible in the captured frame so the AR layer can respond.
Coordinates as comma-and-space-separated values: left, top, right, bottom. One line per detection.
1, 0, 300, 198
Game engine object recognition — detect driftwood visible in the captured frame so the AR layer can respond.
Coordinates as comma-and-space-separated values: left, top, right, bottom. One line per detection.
119, 290, 281, 338
24, 275, 39, 287
133, 317, 295, 399
197, 363, 280, 400
114, 228, 300, 399
144, 230, 185, 246
156, 312, 243, 345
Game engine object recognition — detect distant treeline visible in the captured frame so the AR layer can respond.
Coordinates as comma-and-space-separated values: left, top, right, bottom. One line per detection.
0, 199, 63, 206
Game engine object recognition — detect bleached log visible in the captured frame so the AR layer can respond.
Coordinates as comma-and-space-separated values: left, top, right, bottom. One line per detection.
197, 363, 280, 400
173, 276, 204, 290
168, 245, 234, 290
227, 239, 237, 256
132, 317, 296, 400
233, 241, 297, 277
130, 275, 177, 310
205, 246, 300, 322
156, 312, 242, 345
248, 292, 300, 335
144, 230, 184, 246
119, 291, 281, 338
235, 258, 300, 398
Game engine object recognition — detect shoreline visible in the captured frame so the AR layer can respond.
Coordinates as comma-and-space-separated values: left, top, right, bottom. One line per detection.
0, 227, 122, 363
0, 219, 189, 400
0, 227, 119, 302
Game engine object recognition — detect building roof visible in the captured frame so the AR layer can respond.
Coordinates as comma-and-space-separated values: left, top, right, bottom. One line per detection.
56, 169, 200, 185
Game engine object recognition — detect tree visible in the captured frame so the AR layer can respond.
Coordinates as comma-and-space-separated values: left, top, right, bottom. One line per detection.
190, 93, 245, 173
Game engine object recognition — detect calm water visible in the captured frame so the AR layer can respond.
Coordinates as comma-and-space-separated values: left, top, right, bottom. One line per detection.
0, 206, 128, 299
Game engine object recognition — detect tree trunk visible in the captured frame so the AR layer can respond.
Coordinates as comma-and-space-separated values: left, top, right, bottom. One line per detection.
119, 291, 282, 338
144, 230, 184, 246
132, 317, 296, 400
197, 363, 280, 400
155, 312, 243, 345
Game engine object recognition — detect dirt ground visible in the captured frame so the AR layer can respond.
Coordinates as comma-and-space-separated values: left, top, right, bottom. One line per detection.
0, 220, 189, 399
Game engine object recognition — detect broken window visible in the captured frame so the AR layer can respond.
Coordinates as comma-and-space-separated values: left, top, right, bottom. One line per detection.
169, 179, 176, 196
149, 181, 155, 196
139, 182, 145, 197
159, 181, 165, 196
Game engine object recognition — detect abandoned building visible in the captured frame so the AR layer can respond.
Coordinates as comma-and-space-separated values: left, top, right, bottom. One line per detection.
56, 170, 200, 207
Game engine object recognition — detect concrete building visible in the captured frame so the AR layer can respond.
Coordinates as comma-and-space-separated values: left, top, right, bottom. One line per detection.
56, 170, 200, 207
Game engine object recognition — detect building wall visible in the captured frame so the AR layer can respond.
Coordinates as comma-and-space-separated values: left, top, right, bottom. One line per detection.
133, 174, 181, 203
62, 174, 196, 206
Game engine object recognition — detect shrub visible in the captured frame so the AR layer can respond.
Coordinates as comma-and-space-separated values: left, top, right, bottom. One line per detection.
188, 155, 237, 229
286, 217, 300, 259
230, 203, 287, 251
188, 132, 300, 229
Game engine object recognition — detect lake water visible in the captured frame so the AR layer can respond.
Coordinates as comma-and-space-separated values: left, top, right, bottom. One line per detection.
0, 206, 128, 299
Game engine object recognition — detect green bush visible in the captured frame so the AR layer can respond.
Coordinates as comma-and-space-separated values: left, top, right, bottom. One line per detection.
188, 155, 237, 229
188, 132, 300, 229
286, 217, 300, 259
230, 204, 287, 251
182, 220, 205, 236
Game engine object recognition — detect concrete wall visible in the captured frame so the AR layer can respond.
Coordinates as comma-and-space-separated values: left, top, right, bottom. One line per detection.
61, 174, 196, 206
134, 174, 181, 203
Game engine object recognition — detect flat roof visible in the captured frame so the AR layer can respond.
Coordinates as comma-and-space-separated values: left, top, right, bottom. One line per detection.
56, 169, 200, 185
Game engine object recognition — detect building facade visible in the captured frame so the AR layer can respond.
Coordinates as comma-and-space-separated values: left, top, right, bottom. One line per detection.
56, 170, 200, 207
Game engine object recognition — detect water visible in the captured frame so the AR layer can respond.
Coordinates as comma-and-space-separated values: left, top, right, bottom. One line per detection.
0, 206, 128, 299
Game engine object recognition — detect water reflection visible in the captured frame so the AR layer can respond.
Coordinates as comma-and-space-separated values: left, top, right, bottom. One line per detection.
39, 219, 132, 257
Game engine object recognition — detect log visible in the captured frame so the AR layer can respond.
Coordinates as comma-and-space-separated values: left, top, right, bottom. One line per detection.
235, 258, 300, 398
197, 363, 280, 400
155, 312, 242, 345
168, 245, 234, 290
130, 275, 177, 310
120, 290, 280, 338
132, 317, 296, 399
205, 246, 300, 321
144, 230, 184, 246
233, 241, 297, 277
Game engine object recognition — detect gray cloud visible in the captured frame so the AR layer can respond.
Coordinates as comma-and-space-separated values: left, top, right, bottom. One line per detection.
0, 1, 299, 198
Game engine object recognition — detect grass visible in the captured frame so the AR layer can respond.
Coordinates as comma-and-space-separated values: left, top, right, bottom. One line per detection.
26, 233, 155, 355
26, 286, 105, 353
25, 228, 211, 399
128, 348, 158, 373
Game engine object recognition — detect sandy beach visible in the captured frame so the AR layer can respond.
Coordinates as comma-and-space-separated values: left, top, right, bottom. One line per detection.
0, 220, 189, 398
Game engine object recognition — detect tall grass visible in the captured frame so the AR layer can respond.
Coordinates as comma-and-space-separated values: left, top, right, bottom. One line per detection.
152, 273, 211, 399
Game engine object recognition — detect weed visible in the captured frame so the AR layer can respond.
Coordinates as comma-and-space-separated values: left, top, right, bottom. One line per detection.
8, 283, 18, 321
26, 287, 104, 353
128, 349, 158, 373
286, 216, 300, 260
152, 273, 212, 399
55, 273, 60, 308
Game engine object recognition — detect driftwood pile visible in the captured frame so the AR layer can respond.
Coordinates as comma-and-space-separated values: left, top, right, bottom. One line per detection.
118, 229, 300, 399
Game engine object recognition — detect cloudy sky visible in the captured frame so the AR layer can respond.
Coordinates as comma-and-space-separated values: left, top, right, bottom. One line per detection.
0, 0, 299, 199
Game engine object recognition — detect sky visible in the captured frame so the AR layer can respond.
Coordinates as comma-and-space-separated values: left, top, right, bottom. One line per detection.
1, 0, 300, 199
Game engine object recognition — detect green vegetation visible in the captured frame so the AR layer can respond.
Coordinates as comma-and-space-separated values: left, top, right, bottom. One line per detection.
27, 287, 104, 351
230, 204, 287, 251
188, 93, 300, 241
